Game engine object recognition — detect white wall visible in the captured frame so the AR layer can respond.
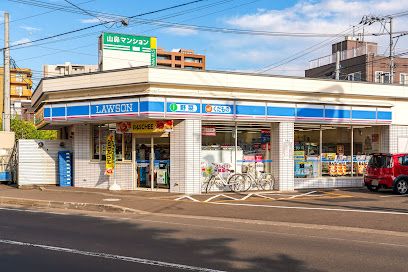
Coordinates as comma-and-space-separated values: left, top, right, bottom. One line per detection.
18, 139, 72, 185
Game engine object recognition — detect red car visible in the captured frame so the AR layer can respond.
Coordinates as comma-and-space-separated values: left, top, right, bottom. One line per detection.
364, 153, 408, 195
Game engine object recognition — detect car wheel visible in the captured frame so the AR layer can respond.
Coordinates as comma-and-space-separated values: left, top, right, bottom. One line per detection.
367, 185, 380, 192
393, 179, 408, 195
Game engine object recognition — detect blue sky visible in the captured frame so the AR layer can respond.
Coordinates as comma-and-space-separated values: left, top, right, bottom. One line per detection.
1, 0, 408, 86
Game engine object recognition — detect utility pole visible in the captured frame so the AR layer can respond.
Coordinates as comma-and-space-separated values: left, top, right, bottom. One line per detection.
335, 50, 340, 80
3, 12, 10, 132
389, 17, 394, 84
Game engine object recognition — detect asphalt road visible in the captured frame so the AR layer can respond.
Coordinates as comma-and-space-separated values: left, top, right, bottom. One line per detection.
0, 206, 407, 272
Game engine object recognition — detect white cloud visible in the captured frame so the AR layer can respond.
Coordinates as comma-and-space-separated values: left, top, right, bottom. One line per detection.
20, 26, 41, 32
211, 0, 408, 75
11, 38, 31, 46
80, 17, 113, 24
166, 27, 198, 36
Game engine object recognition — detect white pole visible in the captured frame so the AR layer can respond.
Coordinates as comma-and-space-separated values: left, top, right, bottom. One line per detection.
3, 12, 10, 131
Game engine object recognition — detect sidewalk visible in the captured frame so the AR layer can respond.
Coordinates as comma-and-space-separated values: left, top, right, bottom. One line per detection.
1, 184, 407, 233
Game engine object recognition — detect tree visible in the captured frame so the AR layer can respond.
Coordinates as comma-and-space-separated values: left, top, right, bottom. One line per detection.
10, 118, 57, 140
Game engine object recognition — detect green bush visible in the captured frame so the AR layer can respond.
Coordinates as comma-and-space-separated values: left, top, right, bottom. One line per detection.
9, 118, 58, 140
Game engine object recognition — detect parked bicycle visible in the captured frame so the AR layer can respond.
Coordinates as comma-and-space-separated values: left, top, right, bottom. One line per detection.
241, 163, 275, 191
202, 163, 246, 193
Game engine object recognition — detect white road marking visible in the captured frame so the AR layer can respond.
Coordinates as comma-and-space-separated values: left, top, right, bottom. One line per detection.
284, 191, 317, 200
204, 194, 239, 202
212, 202, 408, 216
0, 239, 226, 272
380, 195, 407, 198
102, 198, 121, 202
175, 195, 200, 202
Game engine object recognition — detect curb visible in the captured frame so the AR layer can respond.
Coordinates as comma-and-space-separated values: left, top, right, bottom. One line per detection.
0, 197, 139, 214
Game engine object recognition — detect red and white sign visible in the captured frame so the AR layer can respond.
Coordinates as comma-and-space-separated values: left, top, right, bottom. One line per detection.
202, 126, 216, 136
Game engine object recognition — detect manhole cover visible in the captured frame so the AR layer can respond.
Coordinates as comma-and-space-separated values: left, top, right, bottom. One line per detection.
102, 198, 121, 202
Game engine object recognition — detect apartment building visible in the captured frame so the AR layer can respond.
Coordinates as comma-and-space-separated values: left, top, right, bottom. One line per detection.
305, 36, 408, 85
157, 48, 205, 70
43, 62, 98, 78
0, 67, 33, 116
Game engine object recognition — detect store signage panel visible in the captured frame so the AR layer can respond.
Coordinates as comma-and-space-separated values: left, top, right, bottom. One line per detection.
90, 101, 139, 116
351, 108, 376, 120
42, 96, 392, 124
235, 103, 265, 116
296, 106, 324, 119
377, 111, 392, 121
51, 107, 66, 118
131, 120, 173, 134
267, 106, 296, 118
67, 104, 89, 118
324, 107, 351, 120
166, 101, 201, 114
140, 99, 165, 114
202, 103, 233, 115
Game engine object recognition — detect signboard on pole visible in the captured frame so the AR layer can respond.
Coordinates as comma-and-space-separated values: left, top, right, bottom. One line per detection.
99, 32, 157, 71
105, 133, 115, 176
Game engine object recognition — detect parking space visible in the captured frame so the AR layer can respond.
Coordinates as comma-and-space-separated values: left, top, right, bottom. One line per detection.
175, 189, 408, 215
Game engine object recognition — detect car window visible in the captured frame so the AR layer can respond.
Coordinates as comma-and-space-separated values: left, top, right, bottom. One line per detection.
399, 155, 408, 166
368, 155, 392, 168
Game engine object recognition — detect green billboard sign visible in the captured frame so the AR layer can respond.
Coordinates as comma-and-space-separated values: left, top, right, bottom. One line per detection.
102, 32, 157, 66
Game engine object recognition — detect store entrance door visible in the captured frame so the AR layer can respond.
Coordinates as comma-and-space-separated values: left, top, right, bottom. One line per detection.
135, 136, 170, 190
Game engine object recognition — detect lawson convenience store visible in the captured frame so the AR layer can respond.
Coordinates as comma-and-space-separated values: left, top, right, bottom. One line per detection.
33, 66, 406, 194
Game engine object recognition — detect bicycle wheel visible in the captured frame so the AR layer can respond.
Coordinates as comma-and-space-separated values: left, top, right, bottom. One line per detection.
205, 175, 216, 193
228, 174, 246, 192
259, 173, 275, 190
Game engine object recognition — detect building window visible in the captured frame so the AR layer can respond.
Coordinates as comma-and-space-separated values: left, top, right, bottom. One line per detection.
400, 73, 408, 85
185, 57, 202, 63
347, 72, 362, 81
375, 71, 390, 84
15, 73, 23, 82
157, 55, 171, 60
294, 125, 384, 178
92, 124, 132, 162
16, 86, 23, 96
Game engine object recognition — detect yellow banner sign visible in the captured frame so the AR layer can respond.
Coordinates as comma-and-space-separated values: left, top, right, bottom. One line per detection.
105, 133, 115, 176
130, 120, 173, 134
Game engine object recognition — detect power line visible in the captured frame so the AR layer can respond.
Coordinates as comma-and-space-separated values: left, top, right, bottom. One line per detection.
2, 0, 210, 50
0, 0, 96, 26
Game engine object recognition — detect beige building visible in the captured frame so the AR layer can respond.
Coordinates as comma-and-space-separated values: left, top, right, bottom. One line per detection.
31, 66, 407, 194
43, 62, 98, 78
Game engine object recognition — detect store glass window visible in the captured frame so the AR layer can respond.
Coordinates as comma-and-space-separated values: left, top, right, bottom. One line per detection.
294, 125, 320, 178
92, 125, 100, 160
322, 126, 352, 177
201, 123, 235, 177
92, 124, 132, 162
124, 133, 132, 160
353, 126, 382, 176
237, 125, 271, 175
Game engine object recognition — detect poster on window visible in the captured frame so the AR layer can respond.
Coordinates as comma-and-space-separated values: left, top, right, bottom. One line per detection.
105, 133, 115, 176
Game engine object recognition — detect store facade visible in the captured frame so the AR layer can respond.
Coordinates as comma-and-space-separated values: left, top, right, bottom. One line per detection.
33, 67, 407, 194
